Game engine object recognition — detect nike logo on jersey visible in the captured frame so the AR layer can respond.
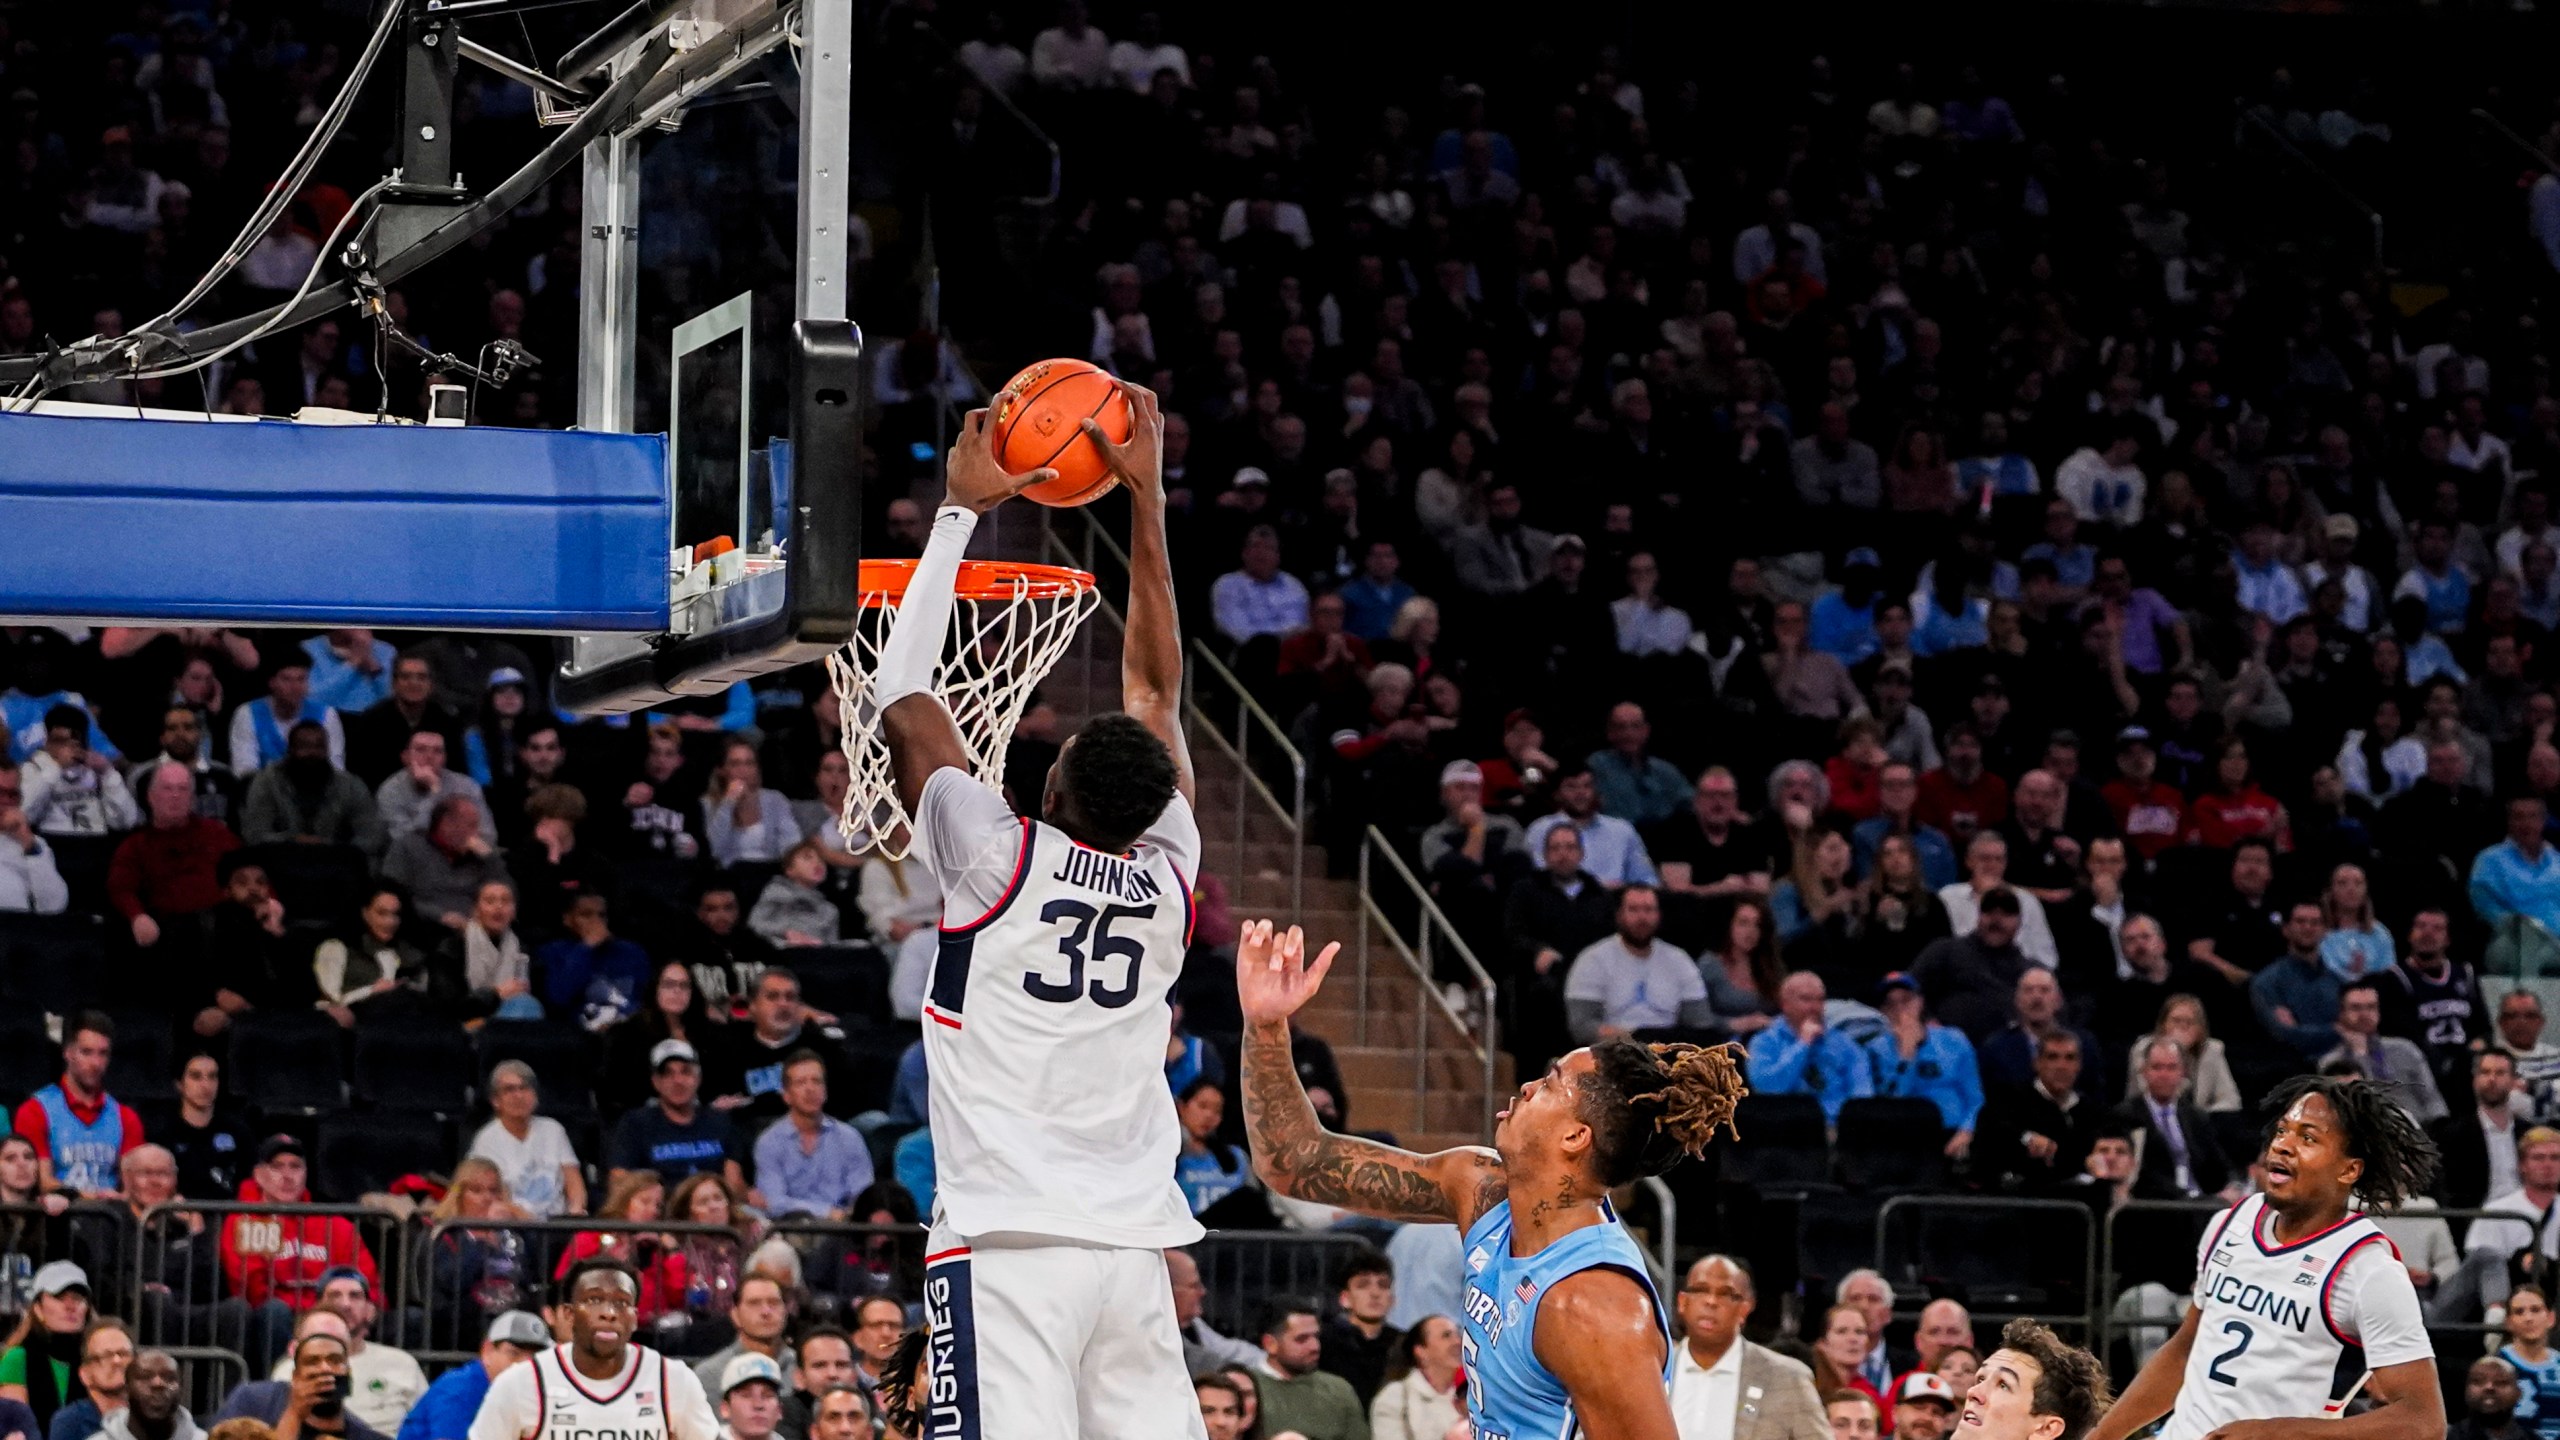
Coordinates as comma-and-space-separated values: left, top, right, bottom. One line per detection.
1049, 847, 1163, 903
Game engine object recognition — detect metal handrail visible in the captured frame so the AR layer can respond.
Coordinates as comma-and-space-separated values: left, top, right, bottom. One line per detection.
1634, 1175, 1678, 1292
1042, 503, 1507, 1140
1037, 509, 1306, 924
1359, 826, 1502, 1140
2098, 1197, 2508, 1356
2234, 104, 2385, 263
1874, 1194, 2097, 1334
2472, 108, 2560, 178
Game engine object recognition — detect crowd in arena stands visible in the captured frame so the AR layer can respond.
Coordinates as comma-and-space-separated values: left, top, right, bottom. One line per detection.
16, 0, 2560, 1433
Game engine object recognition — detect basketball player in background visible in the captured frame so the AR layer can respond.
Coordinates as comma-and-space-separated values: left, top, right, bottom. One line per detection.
871, 381, 1207, 1438
1235, 919, 1748, 1440
2087, 1075, 2443, 1440
467, 1261, 719, 1440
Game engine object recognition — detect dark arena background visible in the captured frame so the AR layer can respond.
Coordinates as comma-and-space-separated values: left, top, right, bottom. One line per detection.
1, 0, 2555, 1433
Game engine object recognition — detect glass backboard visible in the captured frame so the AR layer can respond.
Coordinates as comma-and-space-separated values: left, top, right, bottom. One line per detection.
556, 0, 862, 714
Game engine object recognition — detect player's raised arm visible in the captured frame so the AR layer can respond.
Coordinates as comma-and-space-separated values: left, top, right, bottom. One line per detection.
1083, 382, 1195, 805
877, 409, 1052, 816
1236, 919, 1505, 1225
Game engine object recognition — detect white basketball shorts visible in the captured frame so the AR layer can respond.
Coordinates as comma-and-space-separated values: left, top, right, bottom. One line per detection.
919, 1225, 1210, 1440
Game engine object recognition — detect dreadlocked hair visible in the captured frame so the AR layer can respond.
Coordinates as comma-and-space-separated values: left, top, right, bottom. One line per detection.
2259, 1072, 2441, 1210
878, 1325, 932, 1437
1581, 1039, 1749, 1186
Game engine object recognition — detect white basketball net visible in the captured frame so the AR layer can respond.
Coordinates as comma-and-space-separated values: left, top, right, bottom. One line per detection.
827, 565, 1100, 860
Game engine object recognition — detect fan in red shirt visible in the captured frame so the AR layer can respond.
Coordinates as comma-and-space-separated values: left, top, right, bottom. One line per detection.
1915, 725, 2010, 846
2184, 736, 2286, 850
1825, 717, 1890, 823
2099, 727, 2187, 862
219, 1135, 380, 1309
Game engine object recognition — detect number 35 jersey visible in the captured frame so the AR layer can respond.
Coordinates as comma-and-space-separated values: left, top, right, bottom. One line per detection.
2158, 1194, 2432, 1440
912, 767, 1203, 1248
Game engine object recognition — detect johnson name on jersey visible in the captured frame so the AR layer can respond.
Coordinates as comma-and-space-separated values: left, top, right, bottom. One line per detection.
912, 769, 1204, 1249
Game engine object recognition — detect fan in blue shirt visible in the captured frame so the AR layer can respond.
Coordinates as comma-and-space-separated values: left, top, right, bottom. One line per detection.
1863, 975, 1984, 1147
396, 1312, 550, 1440
1747, 973, 1874, 1123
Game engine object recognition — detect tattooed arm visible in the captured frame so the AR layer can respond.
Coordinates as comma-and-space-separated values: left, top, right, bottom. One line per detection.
1236, 920, 1508, 1227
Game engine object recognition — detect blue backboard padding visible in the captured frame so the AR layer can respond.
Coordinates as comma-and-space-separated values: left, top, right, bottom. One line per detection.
0, 411, 671, 630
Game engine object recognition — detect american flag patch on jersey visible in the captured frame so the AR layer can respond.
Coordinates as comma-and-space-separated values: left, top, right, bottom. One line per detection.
1514, 1279, 1539, 1301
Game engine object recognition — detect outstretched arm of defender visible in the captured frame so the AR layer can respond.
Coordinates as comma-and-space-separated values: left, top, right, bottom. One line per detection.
878, 409, 1053, 816
1082, 382, 1195, 804
1237, 919, 1505, 1226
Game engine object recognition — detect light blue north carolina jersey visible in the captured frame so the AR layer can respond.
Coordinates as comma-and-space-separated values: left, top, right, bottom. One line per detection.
1457, 1199, 1669, 1440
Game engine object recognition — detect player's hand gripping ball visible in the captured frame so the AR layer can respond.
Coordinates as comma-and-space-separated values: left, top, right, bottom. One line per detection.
989, 358, 1135, 507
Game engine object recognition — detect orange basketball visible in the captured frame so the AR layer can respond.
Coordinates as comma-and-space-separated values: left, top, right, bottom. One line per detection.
989, 358, 1132, 507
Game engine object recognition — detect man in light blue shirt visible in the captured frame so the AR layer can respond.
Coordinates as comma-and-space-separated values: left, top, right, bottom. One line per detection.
749, 1052, 875, 1220
1523, 765, 1658, 886
1209, 525, 1309, 649
2473, 798, 2560, 938
395, 1311, 547, 1440
1808, 548, 1884, 665
1585, 703, 1688, 827
302, 631, 399, 716
1747, 972, 1873, 1123
1863, 973, 1983, 1147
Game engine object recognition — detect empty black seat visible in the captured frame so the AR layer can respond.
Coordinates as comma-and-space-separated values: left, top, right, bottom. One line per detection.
1723, 1094, 1831, 1189
354, 1023, 475, 1117
0, 1011, 53, 1105
45, 834, 118, 918
0, 912, 108, 1014
474, 1020, 597, 1114
1835, 1097, 1949, 1192
103, 1009, 177, 1102
314, 1111, 451, 1202
239, 842, 372, 926
228, 1011, 347, 1113
793, 946, 891, 1026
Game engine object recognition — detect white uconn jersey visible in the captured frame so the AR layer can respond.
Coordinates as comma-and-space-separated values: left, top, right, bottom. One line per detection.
913, 768, 1203, 1248
467, 1345, 718, 1440
2159, 1195, 2432, 1440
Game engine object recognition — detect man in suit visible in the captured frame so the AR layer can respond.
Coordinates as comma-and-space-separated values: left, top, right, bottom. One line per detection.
1670, 1254, 1830, 1440
2434, 1047, 2527, 1214
2115, 1037, 2235, 1201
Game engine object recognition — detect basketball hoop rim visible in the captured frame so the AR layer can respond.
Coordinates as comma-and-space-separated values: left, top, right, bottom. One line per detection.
856, 558, 1098, 606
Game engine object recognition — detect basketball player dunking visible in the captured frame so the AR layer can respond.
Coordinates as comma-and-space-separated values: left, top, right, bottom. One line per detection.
1236, 920, 1749, 1440
2088, 1075, 2444, 1440
873, 383, 1207, 1439
468, 1261, 719, 1440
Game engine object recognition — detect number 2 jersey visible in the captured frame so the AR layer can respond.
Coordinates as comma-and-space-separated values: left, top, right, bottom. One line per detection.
2158, 1194, 2431, 1440
467, 1343, 719, 1440
912, 767, 1203, 1248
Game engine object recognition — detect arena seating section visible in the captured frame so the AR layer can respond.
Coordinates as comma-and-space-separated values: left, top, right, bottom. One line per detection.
4, 0, 2558, 1404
